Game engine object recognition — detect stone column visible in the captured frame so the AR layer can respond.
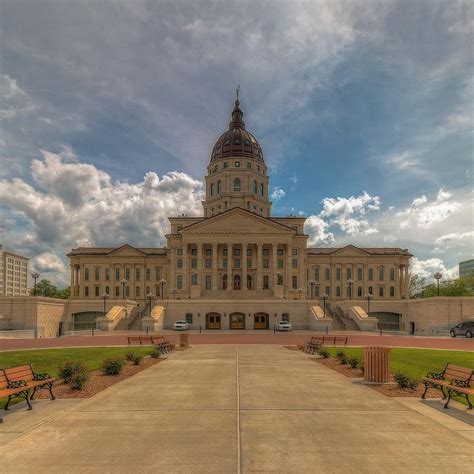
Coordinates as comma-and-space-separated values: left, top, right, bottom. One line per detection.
330, 263, 337, 300
197, 244, 203, 288
81, 264, 86, 298
212, 243, 218, 290
227, 243, 232, 291
363, 264, 368, 298
182, 244, 189, 294
242, 243, 247, 291
299, 248, 305, 298
256, 243, 263, 290
341, 263, 347, 300
70, 266, 75, 297
272, 244, 278, 289
395, 265, 401, 299
286, 243, 293, 293
404, 265, 409, 298
169, 247, 176, 298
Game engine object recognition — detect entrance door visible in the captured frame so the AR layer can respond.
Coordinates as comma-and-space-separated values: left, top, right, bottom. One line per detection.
206, 313, 221, 330
230, 312, 245, 329
254, 312, 269, 329
409, 322, 415, 335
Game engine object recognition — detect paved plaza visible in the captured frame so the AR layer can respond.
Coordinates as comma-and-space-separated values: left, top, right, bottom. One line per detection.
1, 345, 473, 472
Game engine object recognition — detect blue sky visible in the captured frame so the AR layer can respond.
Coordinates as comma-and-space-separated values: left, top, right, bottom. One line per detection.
0, 0, 472, 286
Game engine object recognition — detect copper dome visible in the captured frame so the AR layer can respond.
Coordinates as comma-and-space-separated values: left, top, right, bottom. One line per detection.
210, 99, 264, 162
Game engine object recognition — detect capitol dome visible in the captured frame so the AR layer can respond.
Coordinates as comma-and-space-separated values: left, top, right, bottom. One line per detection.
210, 99, 264, 162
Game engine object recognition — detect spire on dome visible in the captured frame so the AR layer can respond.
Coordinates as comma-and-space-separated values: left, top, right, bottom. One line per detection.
229, 86, 245, 129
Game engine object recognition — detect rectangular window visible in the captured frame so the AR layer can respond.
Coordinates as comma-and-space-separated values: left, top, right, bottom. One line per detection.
357, 268, 363, 281
263, 248, 269, 256
191, 274, 197, 285
105, 268, 110, 281
247, 258, 252, 268
263, 259, 269, 269
234, 249, 241, 256
277, 249, 284, 256
336, 268, 341, 280
315, 286, 320, 297
325, 268, 330, 280
315, 267, 319, 280
292, 259, 298, 269
235, 259, 241, 269
263, 275, 269, 289
379, 267, 384, 281
292, 248, 298, 256
326, 286, 330, 296
223, 162, 228, 168
191, 259, 197, 269
146, 268, 151, 281
136, 268, 140, 280
278, 259, 283, 269
185, 313, 193, 324
115, 268, 120, 280
95, 268, 100, 281
246, 162, 251, 168
177, 248, 183, 256
292, 275, 298, 289
125, 269, 130, 280
177, 275, 183, 289
85, 268, 89, 281
177, 259, 183, 269
205, 275, 211, 289
191, 248, 197, 256
205, 248, 212, 256
277, 274, 283, 285
223, 248, 228, 256
155, 268, 160, 280
115, 286, 120, 297
136, 286, 140, 297
223, 259, 228, 269
368, 268, 373, 280
95, 286, 99, 297
379, 286, 384, 297
390, 268, 395, 280
246, 248, 252, 256
346, 268, 352, 280
206, 259, 212, 269
235, 161, 240, 167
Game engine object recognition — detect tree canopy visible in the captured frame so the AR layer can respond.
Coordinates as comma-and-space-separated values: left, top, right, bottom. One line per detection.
34, 279, 70, 299
409, 272, 474, 298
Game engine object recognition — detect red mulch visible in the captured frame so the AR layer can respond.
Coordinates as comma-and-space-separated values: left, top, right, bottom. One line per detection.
34, 357, 164, 400
311, 354, 440, 398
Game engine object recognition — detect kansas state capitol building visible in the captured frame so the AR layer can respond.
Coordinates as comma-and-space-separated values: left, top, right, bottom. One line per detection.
67, 95, 412, 331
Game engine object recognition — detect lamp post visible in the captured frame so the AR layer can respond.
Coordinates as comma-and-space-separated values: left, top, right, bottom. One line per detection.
147, 291, 153, 317
308, 279, 315, 299
120, 279, 128, 299
320, 293, 328, 317
348, 279, 353, 300
365, 293, 373, 314
102, 292, 109, 315
434, 272, 442, 297
159, 278, 166, 300
31, 271, 40, 296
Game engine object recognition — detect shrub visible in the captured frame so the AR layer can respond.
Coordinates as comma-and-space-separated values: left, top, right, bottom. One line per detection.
150, 346, 161, 359
69, 372, 89, 390
58, 361, 87, 384
336, 351, 348, 364
125, 351, 137, 362
130, 353, 144, 366
102, 356, 125, 375
348, 357, 359, 369
394, 372, 419, 390
317, 347, 330, 358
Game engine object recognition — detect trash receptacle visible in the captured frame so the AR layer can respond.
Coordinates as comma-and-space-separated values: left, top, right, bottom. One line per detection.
179, 333, 189, 348
363, 346, 391, 383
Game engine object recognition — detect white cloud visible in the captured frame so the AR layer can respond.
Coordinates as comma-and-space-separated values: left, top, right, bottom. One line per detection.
410, 257, 458, 280
304, 215, 335, 246
387, 152, 418, 170
434, 231, 474, 252
271, 187, 286, 201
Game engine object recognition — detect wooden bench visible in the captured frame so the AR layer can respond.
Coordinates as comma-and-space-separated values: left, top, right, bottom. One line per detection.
0, 364, 55, 422
304, 335, 348, 354
421, 364, 473, 409
127, 336, 141, 346
150, 336, 174, 353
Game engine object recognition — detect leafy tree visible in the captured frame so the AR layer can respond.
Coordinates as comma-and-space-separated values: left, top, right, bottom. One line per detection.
55, 287, 71, 299
408, 273, 426, 298
409, 271, 474, 298
34, 279, 58, 297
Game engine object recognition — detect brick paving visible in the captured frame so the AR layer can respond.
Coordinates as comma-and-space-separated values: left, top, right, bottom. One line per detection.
1, 330, 473, 351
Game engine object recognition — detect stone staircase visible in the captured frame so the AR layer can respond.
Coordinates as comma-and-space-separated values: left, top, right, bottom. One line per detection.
199, 289, 277, 299
333, 306, 360, 331
114, 301, 151, 331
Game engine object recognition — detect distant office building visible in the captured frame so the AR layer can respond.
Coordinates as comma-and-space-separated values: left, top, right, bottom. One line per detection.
459, 259, 474, 278
0, 244, 29, 296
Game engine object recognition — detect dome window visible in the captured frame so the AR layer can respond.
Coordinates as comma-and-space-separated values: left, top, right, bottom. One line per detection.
234, 178, 241, 192
235, 161, 240, 167
246, 162, 251, 168
223, 162, 228, 168
224, 139, 231, 146
244, 139, 251, 146
234, 139, 241, 144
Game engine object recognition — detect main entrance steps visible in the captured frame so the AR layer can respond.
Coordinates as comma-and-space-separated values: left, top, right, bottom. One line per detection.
199, 289, 279, 299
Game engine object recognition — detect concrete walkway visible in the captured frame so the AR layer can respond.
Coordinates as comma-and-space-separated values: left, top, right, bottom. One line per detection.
0, 345, 473, 472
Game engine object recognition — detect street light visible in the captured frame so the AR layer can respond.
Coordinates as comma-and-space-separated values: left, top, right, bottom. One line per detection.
31, 271, 40, 296
308, 279, 316, 299
159, 278, 166, 300
434, 272, 442, 297
120, 279, 128, 299
320, 293, 328, 317
348, 279, 354, 300
365, 293, 373, 314
147, 291, 153, 317
102, 292, 109, 315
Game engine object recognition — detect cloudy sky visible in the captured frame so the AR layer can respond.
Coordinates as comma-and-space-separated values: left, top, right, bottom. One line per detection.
0, 0, 472, 286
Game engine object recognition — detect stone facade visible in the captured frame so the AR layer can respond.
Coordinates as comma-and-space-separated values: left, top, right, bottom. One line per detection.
0, 244, 29, 297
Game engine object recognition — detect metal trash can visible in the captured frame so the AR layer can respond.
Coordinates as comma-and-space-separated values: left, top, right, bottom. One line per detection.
363, 346, 391, 383
179, 333, 189, 348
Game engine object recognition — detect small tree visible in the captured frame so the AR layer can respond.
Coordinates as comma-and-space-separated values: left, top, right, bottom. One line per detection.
35, 279, 58, 297
408, 273, 426, 299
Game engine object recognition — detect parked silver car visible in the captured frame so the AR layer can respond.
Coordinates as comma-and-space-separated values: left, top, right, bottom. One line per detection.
449, 321, 474, 338
173, 320, 189, 331
275, 321, 292, 331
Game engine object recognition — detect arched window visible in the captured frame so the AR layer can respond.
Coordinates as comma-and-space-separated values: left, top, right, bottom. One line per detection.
85, 286, 89, 297
95, 286, 99, 297
390, 286, 395, 297
156, 286, 160, 297
217, 180, 221, 193
105, 286, 109, 295
136, 286, 140, 297
260, 183, 264, 196
379, 266, 384, 281
357, 268, 363, 281
210, 183, 214, 196
222, 274, 228, 290
368, 286, 373, 295
125, 286, 130, 297
336, 286, 341, 297
234, 178, 241, 192
247, 274, 252, 290
379, 287, 384, 297
358, 286, 362, 297
252, 180, 257, 193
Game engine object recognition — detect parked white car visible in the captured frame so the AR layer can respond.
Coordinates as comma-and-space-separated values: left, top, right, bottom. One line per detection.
173, 320, 189, 331
275, 321, 292, 331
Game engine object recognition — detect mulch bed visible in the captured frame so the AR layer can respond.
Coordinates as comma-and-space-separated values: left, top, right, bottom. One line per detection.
34, 357, 164, 400
309, 353, 440, 399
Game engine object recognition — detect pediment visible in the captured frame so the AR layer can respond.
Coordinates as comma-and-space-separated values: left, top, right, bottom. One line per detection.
180, 208, 295, 235
331, 245, 370, 257
107, 245, 146, 257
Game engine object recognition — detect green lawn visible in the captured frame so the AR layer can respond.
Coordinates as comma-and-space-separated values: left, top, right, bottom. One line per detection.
326, 347, 474, 380
0, 347, 153, 408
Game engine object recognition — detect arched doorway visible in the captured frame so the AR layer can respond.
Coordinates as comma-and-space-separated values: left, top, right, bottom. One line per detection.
206, 312, 221, 330
230, 312, 245, 329
222, 274, 227, 290
233, 275, 241, 290
254, 312, 269, 330
247, 274, 252, 290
